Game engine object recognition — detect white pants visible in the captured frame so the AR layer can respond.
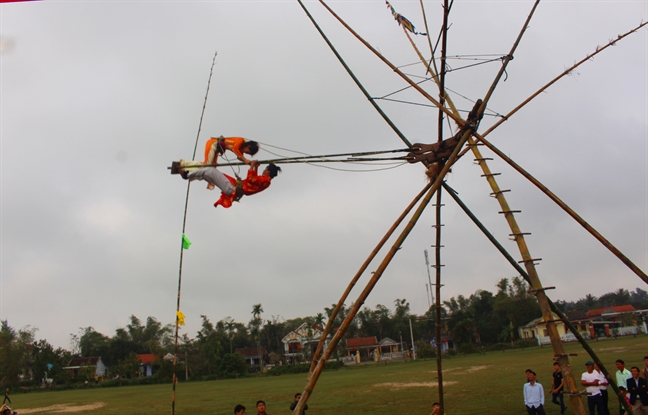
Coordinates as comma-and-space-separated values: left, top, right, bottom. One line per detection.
186, 168, 235, 195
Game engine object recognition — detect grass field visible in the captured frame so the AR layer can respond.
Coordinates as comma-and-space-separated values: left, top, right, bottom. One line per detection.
12, 335, 647, 414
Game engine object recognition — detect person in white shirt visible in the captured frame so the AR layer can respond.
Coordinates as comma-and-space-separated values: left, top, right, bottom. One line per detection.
594, 363, 610, 415
524, 370, 547, 415
582, 361, 606, 415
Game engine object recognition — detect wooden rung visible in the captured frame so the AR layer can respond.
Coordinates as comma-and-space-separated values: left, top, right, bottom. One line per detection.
499, 210, 521, 214
431, 204, 446, 207
466, 142, 484, 146
481, 173, 501, 177
430, 265, 445, 268
430, 245, 445, 248
474, 157, 493, 162
518, 258, 542, 264
509, 232, 531, 237
490, 189, 511, 196
536, 318, 563, 324
528, 286, 555, 294
568, 391, 590, 397
431, 224, 445, 228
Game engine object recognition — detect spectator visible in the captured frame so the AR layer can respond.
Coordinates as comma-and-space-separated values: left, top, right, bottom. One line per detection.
594, 363, 610, 415
582, 361, 605, 415
524, 370, 547, 415
626, 366, 648, 415
256, 400, 269, 415
616, 359, 633, 415
550, 362, 567, 415
289, 393, 308, 413
234, 404, 245, 415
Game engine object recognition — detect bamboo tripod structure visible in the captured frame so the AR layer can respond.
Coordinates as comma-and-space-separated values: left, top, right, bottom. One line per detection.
293, 2, 647, 415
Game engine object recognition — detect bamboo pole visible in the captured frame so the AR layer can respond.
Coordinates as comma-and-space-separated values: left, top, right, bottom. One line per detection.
433, 1, 450, 411
467, 134, 586, 414
171, 51, 218, 415
308, 181, 433, 373
293, 125, 476, 415
442, 182, 631, 413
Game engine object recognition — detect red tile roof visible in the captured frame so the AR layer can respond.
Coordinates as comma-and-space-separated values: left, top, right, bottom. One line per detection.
137, 354, 155, 364
346, 337, 378, 348
586, 304, 635, 317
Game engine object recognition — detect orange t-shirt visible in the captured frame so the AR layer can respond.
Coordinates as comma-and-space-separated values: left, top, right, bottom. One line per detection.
202, 137, 246, 164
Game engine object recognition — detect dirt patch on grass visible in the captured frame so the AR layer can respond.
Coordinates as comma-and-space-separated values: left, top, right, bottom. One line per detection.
374, 381, 458, 389
18, 402, 107, 413
467, 365, 492, 373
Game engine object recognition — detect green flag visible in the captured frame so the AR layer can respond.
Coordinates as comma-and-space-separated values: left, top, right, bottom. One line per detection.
182, 233, 192, 250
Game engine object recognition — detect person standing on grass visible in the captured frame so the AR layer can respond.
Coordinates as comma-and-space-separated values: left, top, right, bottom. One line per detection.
550, 362, 567, 415
626, 366, 648, 415
524, 370, 547, 415
289, 393, 308, 413
643, 357, 648, 381
1, 389, 9, 405
595, 363, 610, 415
256, 400, 269, 415
616, 360, 633, 415
430, 402, 443, 415
583, 361, 606, 415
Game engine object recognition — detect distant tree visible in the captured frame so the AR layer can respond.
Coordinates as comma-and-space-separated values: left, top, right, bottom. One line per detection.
77, 327, 110, 358
30, 339, 71, 384
219, 353, 246, 378
0, 321, 32, 387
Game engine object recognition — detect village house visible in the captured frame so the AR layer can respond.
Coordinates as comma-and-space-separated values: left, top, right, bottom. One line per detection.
281, 322, 330, 364
62, 357, 108, 379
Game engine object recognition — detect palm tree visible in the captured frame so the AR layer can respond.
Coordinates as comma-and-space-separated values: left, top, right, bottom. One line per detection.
223, 317, 236, 354
313, 313, 326, 329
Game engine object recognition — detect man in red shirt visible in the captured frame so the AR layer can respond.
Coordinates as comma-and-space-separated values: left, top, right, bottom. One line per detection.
215, 163, 281, 208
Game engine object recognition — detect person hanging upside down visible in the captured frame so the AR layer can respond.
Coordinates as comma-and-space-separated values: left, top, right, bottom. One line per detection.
179, 162, 280, 208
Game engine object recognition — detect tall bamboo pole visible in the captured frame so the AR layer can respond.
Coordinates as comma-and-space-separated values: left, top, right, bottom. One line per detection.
171, 51, 218, 415
433, 1, 450, 411
467, 136, 586, 414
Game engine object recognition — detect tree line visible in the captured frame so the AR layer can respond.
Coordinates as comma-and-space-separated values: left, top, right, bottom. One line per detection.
1, 281, 646, 387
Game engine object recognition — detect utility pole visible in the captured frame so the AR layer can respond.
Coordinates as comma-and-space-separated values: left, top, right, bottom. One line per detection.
409, 318, 416, 360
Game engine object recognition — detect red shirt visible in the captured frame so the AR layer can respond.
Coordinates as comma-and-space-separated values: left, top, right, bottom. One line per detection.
214, 165, 272, 208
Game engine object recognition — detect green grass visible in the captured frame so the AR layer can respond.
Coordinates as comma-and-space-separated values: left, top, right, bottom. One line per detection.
12, 335, 647, 414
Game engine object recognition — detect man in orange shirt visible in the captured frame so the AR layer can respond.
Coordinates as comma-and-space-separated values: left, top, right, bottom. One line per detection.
172, 136, 260, 190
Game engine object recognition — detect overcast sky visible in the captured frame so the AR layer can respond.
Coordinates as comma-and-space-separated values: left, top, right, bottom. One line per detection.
1, 1, 646, 350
